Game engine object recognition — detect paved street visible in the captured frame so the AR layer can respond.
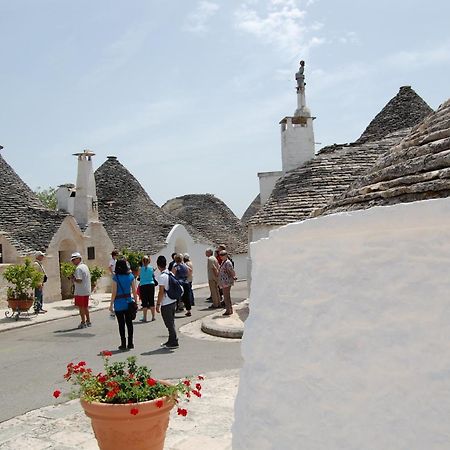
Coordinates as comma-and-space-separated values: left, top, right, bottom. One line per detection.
0, 282, 246, 423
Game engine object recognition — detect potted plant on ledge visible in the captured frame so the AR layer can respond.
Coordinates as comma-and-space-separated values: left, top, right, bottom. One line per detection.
3, 258, 44, 320
53, 352, 203, 450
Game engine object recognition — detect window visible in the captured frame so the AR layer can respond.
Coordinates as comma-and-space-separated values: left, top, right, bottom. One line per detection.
0, 244, 3, 263
87, 246, 95, 260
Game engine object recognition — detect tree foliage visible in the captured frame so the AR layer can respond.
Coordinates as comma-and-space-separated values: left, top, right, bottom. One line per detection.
35, 186, 57, 210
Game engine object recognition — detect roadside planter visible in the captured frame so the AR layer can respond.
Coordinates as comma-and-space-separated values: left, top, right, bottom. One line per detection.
54, 352, 203, 450
3, 258, 44, 320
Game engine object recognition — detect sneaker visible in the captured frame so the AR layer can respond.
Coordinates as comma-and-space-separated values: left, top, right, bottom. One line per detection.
185, 311, 192, 317
118, 345, 127, 351
127, 343, 134, 349
160, 341, 179, 349
86, 321, 92, 327
77, 322, 87, 329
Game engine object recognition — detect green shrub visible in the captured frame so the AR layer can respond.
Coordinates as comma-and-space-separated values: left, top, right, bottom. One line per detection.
3, 258, 44, 300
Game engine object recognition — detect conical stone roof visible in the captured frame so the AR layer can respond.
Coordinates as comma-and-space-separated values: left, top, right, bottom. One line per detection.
356, 86, 432, 144
316, 98, 450, 215
95, 157, 210, 254
249, 86, 433, 229
162, 194, 248, 254
0, 153, 67, 254
241, 194, 261, 224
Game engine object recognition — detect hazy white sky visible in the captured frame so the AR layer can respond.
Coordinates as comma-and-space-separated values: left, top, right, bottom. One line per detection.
1, 0, 449, 217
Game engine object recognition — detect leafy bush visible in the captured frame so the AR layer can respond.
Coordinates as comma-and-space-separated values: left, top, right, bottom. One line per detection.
89, 265, 104, 286
3, 258, 44, 300
60, 262, 76, 278
120, 248, 144, 272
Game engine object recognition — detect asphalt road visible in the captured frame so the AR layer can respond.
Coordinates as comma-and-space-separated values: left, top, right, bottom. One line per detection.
0, 282, 246, 423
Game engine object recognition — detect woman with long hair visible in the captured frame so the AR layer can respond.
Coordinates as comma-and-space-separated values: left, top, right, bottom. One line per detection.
109, 259, 137, 350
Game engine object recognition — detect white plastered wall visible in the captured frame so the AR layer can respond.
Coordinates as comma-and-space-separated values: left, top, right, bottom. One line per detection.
233, 197, 450, 450
258, 171, 282, 205
151, 224, 247, 284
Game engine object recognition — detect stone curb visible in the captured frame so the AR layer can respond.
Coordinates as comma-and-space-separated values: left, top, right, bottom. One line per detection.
200, 300, 248, 339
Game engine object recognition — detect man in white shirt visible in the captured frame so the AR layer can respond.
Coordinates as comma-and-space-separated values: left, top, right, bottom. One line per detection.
156, 255, 179, 349
71, 252, 92, 329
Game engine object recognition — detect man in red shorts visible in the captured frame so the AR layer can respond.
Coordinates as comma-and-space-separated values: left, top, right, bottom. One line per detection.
70, 252, 92, 329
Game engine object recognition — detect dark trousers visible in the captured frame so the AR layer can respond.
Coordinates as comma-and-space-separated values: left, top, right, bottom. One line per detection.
161, 302, 178, 345
115, 309, 133, 344
34, 287, 43, 312
181, 282, 192, 311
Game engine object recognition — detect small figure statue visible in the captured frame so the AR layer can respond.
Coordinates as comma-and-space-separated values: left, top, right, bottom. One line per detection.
295, 60, 305, 93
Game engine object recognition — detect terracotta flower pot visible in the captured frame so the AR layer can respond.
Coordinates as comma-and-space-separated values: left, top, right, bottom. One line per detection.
7, 298, 34, 312
80, 396, 176, 450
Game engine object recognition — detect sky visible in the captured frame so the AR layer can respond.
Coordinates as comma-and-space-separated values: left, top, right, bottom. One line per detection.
1, 0, 449, 218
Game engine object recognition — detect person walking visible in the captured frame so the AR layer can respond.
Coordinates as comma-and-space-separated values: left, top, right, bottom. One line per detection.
138, 255, 156, 322
33, 251, 48, 314
205, 248, 220, 309
172, 253, 192, 317
70, 252, 92, 328
218, 250, 236, 316
109, 258, 137, 350
156, 255, 179, 349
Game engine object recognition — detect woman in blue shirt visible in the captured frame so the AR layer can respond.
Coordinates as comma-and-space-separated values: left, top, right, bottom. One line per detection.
138, 255, 156, 322
109, 259, 137, 350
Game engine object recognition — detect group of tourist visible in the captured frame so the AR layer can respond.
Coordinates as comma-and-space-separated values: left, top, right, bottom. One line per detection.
33, 243, 237, 352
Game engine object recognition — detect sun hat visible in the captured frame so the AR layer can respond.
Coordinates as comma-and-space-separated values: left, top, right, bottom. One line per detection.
70, 252, 82, 260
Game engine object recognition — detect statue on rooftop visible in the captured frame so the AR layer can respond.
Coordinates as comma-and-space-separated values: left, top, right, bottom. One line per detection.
295, 60, 305, 93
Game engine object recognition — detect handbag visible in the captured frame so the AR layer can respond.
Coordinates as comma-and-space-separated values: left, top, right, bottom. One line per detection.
128, 301, 138, 320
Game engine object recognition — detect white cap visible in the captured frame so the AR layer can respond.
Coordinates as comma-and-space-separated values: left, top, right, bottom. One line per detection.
70, 252, 82, 260
35, 251, 45, 258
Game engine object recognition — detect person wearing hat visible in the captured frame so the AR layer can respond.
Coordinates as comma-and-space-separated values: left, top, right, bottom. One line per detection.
34, 251, 47, 314
70, 252, 92, 329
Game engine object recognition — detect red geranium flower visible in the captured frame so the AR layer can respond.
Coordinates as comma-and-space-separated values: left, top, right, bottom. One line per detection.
197, 375, 204, 380
155, 400, 164, 408
183, 380, 191, 387
146, 378, 157, 386
102, 350, 113, 357
192, 390, 201, 398
195, 383, 202, 391
177, 408, 188, 416
130, 408, 139, 415
53, 390, 61, 399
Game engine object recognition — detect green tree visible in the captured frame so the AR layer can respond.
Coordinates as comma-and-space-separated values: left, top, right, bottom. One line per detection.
35, 186, 57, 210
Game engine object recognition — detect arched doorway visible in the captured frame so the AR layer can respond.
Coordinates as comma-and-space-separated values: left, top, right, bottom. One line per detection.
58, 239, 78, 299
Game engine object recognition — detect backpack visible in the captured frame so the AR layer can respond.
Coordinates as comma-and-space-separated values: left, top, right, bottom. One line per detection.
174, 263, 188, 282
166, 272, 184, 300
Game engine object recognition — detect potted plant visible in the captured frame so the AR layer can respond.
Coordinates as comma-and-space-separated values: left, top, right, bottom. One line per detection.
88, 265, 104, 291
3, 258, 44, 316
53, 352, 203, 450
120, 248, 144, 276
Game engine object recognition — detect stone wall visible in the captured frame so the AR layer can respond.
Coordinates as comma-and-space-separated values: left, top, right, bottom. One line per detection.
234, 197, 450, 449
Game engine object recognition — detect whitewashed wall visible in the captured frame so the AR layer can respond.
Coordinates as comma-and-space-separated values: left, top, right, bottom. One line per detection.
233, 197, 450, 450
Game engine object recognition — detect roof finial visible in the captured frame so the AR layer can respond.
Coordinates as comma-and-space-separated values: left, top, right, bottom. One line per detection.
295, 60, 305, 94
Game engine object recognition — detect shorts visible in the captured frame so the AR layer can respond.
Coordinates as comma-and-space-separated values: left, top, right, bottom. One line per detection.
74, 295, 89, 308
139, 284, 155, 308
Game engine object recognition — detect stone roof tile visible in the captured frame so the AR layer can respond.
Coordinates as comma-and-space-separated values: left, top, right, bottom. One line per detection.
317, 98, 450, 215
95, 157, 211, 254
162, 194, 248, 254
0, 154, 67, 254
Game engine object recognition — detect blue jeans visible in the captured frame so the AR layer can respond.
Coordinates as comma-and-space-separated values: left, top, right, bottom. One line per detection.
34, 287, 43, 311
